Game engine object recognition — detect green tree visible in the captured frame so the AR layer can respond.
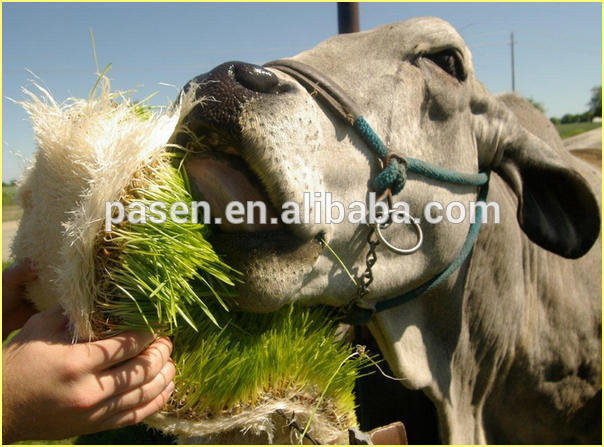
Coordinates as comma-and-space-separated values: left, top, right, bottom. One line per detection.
526, 97, 545, 113
588, 86, 601, 117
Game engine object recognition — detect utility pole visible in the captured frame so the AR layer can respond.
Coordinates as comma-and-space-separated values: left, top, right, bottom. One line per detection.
338, 3, 359, 34
510, 32, 516, 92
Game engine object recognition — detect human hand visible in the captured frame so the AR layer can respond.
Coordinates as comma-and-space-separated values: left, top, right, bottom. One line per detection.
2, 306, 175, 443
2, 259, 39, 339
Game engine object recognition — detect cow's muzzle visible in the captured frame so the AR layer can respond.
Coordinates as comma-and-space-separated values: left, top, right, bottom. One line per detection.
173, 61, 293, 142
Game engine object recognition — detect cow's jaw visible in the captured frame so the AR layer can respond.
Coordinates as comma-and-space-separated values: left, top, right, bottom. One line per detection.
182, 125, 330, 312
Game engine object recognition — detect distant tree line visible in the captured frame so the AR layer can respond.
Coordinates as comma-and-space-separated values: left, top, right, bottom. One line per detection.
550, 86, 602, 125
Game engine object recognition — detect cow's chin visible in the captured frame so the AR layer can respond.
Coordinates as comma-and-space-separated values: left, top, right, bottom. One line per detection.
210, 230, 323, 312
184, 150, 324, 312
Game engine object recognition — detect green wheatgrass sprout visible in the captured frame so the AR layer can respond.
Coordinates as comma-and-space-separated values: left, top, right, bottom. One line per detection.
167, 304, 370, 428
92, 152, 237, 336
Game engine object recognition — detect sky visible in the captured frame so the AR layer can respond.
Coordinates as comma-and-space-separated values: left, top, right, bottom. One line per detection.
2, 2, 602, 182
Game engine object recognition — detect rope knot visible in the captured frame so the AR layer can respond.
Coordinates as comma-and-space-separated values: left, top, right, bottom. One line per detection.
353, 116, 408, 196
373, 155, 407, 196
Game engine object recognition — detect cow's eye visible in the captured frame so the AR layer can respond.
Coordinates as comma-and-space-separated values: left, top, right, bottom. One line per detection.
424, 49, 466, 81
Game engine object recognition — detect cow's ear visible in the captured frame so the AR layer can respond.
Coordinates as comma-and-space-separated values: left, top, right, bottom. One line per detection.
495, 131, 600, 258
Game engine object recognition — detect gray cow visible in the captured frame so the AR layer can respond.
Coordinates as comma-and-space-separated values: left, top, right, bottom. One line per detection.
177, 17, 601, 444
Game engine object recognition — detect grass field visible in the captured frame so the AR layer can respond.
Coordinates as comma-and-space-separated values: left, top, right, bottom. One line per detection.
2, 184, 23, 221
554, 121, 602, 139
3, 184, 18, 206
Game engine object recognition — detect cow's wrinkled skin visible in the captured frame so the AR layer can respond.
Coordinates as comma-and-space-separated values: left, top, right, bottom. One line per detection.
177, 17, 602, 444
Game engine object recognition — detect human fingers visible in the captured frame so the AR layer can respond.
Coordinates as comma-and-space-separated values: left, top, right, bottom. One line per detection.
2, 259, 38, 323
88, 360, 175, 420
98, 380, 175, 430
93, 337, 173, 396
2, 258, 38, 285
1, 300, 38, 339
84, 331, 161, 370
10, 300, 38, 320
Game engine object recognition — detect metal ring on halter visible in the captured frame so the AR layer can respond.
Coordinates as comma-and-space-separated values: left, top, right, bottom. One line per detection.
374, 209, 423, 255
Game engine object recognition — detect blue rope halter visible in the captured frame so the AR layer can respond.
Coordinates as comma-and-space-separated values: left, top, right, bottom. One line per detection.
264, 60, 490, 325
345, 116, 489, 324
355, 116, 488, 194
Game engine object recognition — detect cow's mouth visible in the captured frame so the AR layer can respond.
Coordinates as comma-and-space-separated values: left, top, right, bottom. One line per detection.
186, 151, 281, 233
182, 128, 324, 277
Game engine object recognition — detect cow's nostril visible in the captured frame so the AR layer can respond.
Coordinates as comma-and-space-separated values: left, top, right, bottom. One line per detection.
233, 63, 281, 94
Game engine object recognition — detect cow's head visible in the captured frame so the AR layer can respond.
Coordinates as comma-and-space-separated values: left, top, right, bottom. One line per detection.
173, 18, 600, 441
175, 16, 598, 314
173, 15, 602, 442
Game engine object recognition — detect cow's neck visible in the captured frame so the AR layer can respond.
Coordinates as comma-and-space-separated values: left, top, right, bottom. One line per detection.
368, 256, 490, 444
466, 174, 601, 443
367, 174, 601, 444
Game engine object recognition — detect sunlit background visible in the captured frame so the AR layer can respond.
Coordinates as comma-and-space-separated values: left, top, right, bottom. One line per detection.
2, 2, 602, 182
